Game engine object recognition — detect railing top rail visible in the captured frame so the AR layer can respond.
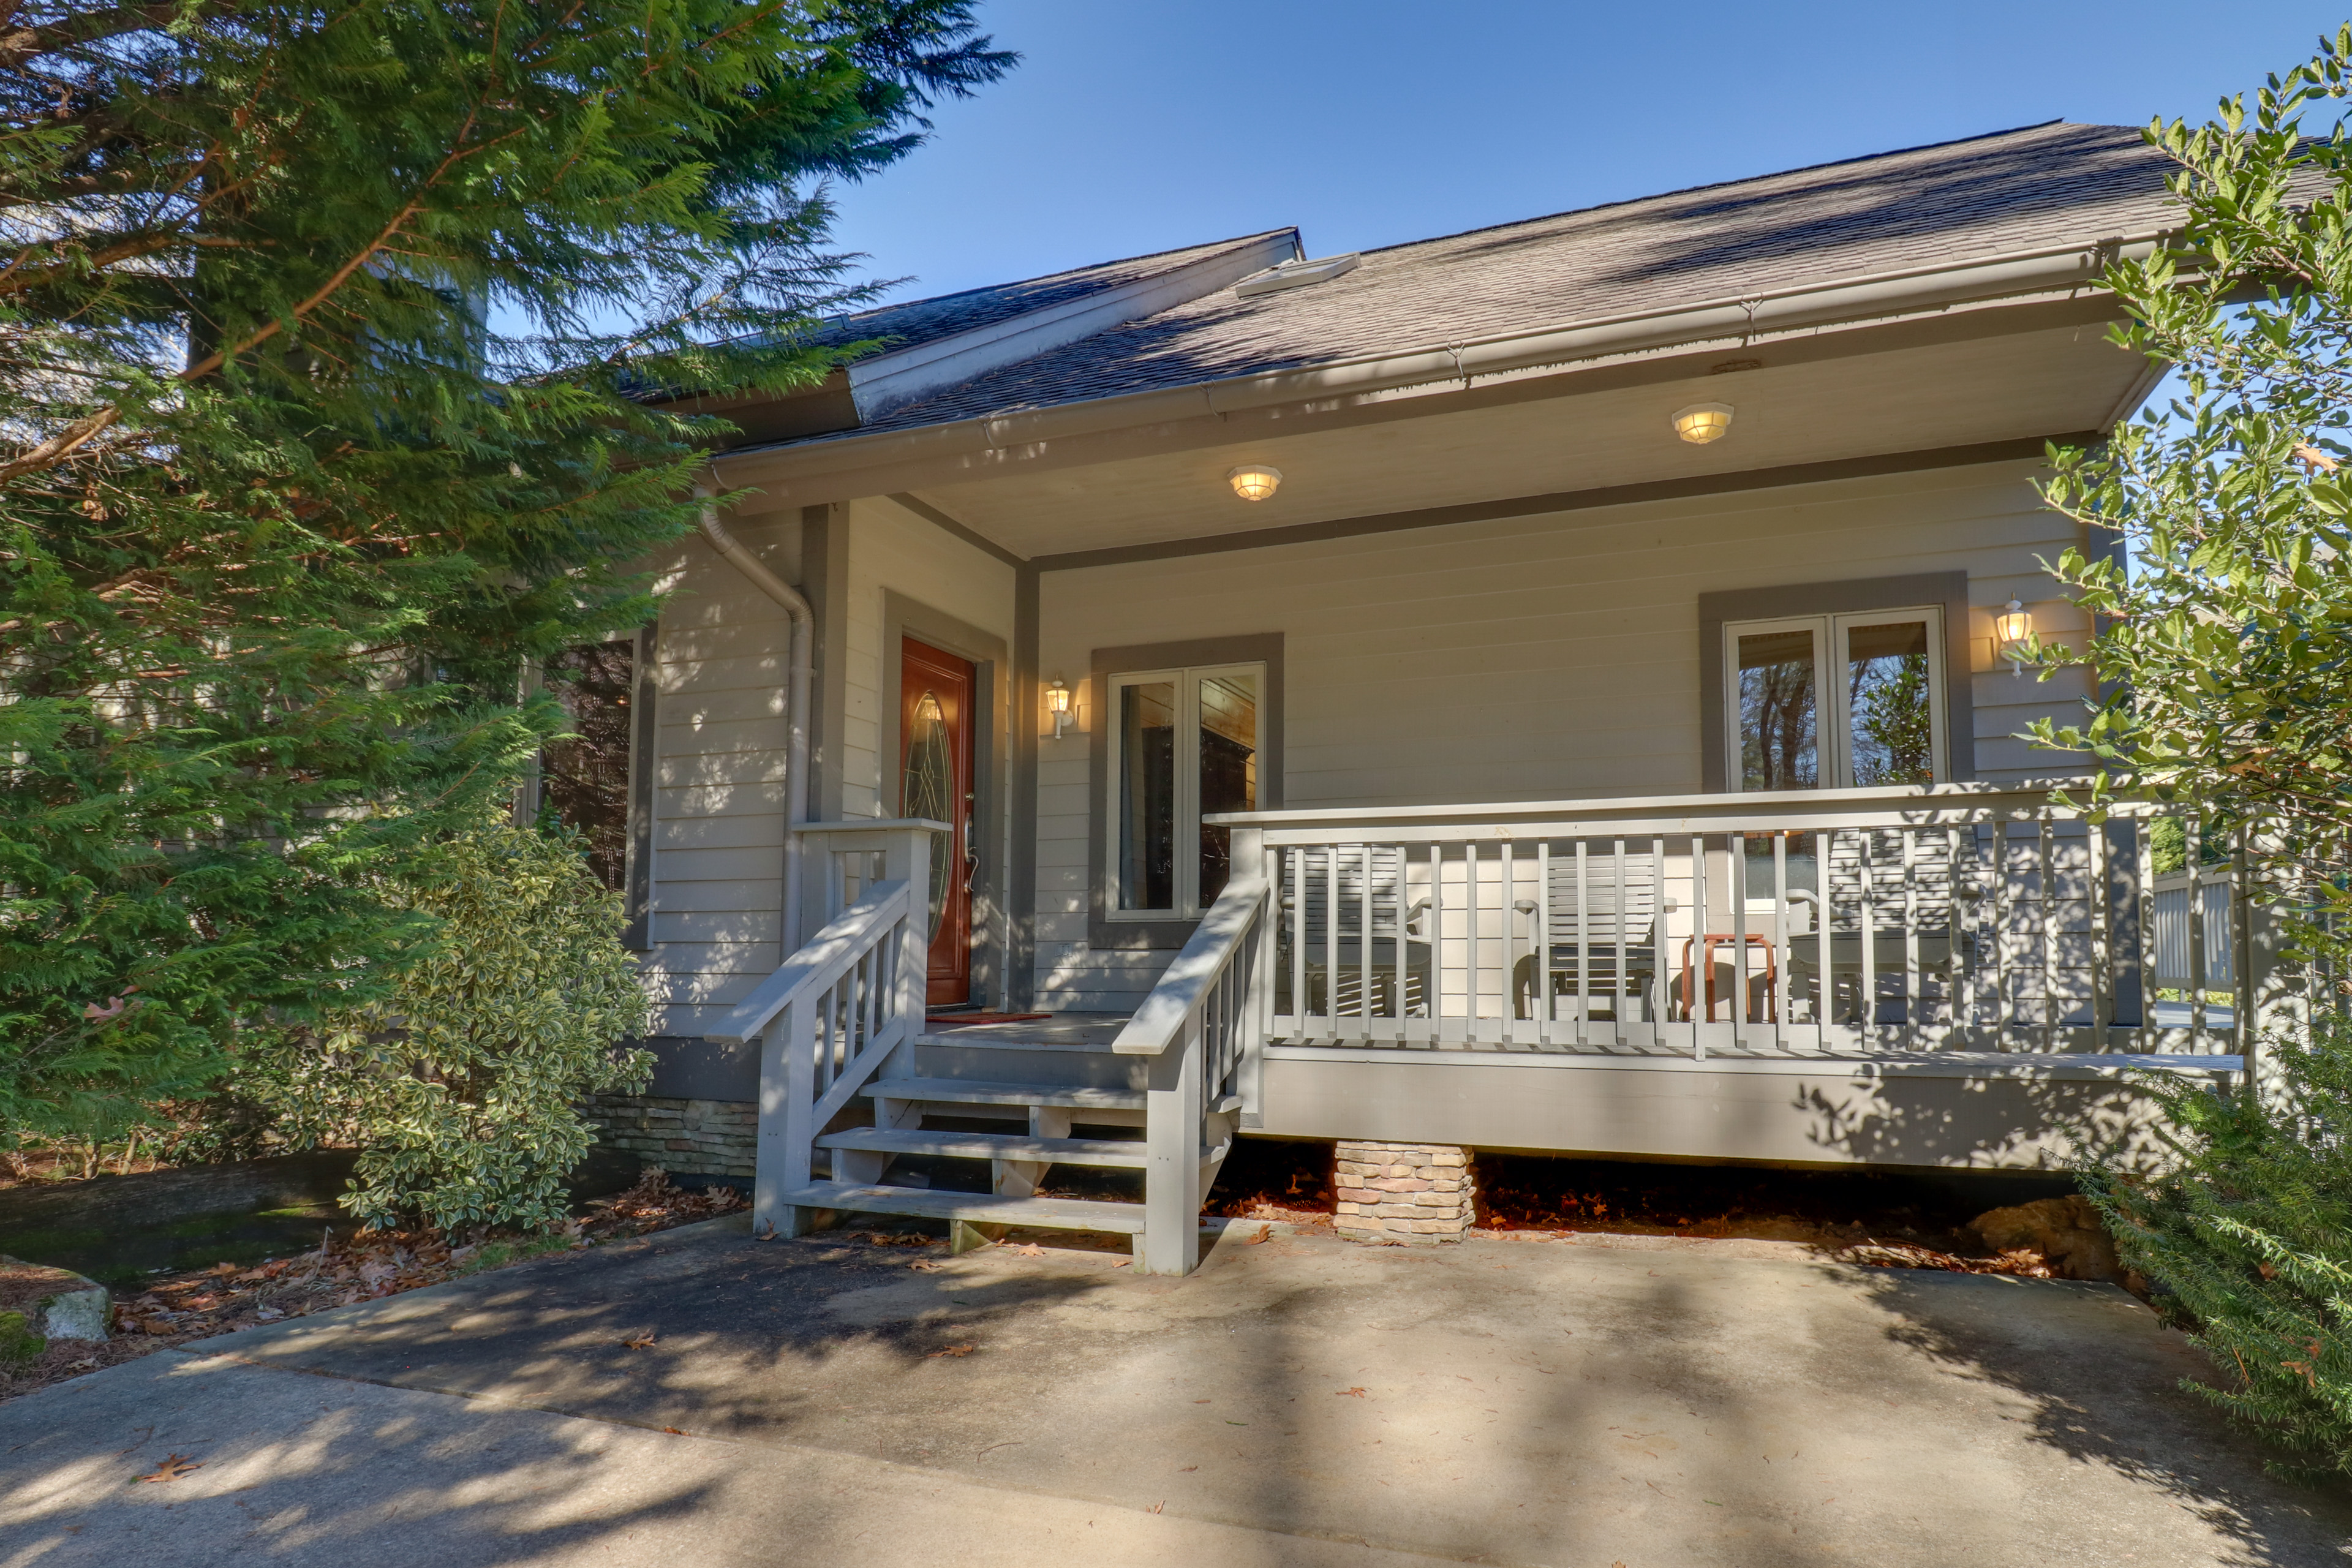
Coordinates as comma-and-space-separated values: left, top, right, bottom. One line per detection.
1207, 779, 2169, 835
791, 818, 950, 835
1112, 873, 1269, 1058
704, 878, 912, 1044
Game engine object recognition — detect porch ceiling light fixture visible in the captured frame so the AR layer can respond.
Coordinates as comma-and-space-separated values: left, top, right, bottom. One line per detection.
1227, 464, 1283, 502
1671, 402, 1734, 445
1046, 678, 1072, 739
1996, 598, 2034, 679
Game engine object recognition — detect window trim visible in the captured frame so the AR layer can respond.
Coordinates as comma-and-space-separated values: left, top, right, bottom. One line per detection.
1698, 573, 1975, 794
1086, 633, 1284, 952
1103, 661, 1268, 921
1722, 605, 1949, 791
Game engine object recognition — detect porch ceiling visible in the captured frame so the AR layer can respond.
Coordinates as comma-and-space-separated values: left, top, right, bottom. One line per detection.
895, 317, 2146, 561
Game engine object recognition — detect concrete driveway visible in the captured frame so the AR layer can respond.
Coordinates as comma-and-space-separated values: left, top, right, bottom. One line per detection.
2, 1216, 2347, 1567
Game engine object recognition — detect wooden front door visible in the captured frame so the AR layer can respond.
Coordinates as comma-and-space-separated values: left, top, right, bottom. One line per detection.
900, 638, 976, 1006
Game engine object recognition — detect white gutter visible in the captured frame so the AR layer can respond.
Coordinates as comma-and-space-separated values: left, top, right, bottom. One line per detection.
725, 231, 2171, 481
695, 488, 815, 956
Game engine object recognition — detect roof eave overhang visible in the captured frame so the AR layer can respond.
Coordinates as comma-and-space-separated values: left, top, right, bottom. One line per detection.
715, 231, 2173, 489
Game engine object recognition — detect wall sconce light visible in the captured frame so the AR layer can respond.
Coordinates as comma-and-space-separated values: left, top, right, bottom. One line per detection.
1227, 464, 1282, 502
1046, 679, 1072, 739
1995, 597, 2033, 678
1671, 402, 1734, 445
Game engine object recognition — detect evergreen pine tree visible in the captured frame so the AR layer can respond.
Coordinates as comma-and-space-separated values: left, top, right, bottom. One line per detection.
0, 1, 1012, 1144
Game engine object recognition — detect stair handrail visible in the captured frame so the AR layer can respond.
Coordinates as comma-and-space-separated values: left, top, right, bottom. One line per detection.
712, 822, 936, 1240
1112, 872, 1271, 1058
705, 880, 913, 1048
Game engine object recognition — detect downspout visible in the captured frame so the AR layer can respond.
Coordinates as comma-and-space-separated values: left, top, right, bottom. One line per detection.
695, 486, 815, 955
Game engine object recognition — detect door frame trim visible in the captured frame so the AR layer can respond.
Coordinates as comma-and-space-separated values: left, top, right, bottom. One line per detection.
883, 592, 1009, 1010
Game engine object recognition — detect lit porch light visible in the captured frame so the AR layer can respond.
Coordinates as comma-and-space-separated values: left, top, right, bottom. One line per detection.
1227, 464, 1283, 501
1046, 678, 1072, 739
1996, 598, 2034, 679
1671, 402, 1734, 444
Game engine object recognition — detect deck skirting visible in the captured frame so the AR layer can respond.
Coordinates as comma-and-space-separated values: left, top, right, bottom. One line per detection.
1254, 1047, 2231, 1170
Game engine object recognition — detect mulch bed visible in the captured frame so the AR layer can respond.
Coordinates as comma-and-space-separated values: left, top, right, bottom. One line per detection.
0, 1169, 745, 1404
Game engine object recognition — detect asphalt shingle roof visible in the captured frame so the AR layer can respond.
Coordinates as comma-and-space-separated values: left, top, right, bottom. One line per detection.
797, 121, 2180, 443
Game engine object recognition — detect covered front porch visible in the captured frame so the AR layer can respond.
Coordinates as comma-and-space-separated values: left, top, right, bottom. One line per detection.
718, 785, 2252, 1273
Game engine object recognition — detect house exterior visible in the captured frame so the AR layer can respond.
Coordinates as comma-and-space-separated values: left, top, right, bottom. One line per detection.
568, 122, 2266, 1272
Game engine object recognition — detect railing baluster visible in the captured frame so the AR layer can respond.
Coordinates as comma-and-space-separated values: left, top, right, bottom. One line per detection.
1730, 833, 1749, 1053
1322, 845, 1339, 1044
1946, 826, 1966, 1050
1858, 829, 1877, 1048
1613, 839, 1629, 1050
2187, 813, 2207, 1046
1431, 843, 1446, 1047
1392, 843, 1409, 1033
1359, 843, 1374, 1040
2136, 815, 2158, 1055
1773, 832, 1789, 1052
1499, 840, 1516, 1048
1689, 832, 1707, 1061
1814, 827, 1833, 1047
1891, 823, 1910, 1053
2038, 819, 2059, 1054
1575, 839, 1591, 1049
1288, 845, 1305, 1041
2087, 822, 2111, 1052
1465, 841, 1481, 1044
1992, 819, 2013, 1052
1536, 840, 1554, 1048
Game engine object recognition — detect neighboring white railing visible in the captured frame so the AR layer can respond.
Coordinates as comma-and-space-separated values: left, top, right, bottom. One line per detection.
2152, 867, 2236, 992
707, 822, 937, 1238
1112, 828, 1271, 1275
1209, 784, 2252, 1059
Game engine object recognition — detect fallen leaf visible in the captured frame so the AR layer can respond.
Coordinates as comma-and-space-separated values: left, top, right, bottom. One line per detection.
622, 1331, 658, 1349
663, 1427, 685, 1436
1178, 1465, 1197, 1472
1013, 1243, 1044, 1257
1146, 1501, 1164, 1514
66, 1357, 98, 1371
1110, 1259, 1131, 1268
927, 1344, 977, 1359
137, 1455, 203, 1483
1245, 1224, 1272, 1244
910, 1261, 946, 1272
1336, 1387, 1368, 1398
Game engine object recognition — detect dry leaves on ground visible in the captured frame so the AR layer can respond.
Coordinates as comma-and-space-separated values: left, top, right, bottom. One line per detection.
1336, 1387, 1368, 1398
1011, 1243, 1044, 1257
1837, 1241, 2054, 1277
136, 1455, 202, 1483
622, 1330, 658, 1349
926, 1343, 977, 1359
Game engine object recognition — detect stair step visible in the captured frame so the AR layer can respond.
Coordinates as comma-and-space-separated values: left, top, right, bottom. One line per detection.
866, 1076, 1145, 1111
776, 1182, 1147, 1235
816, 1128, 1147, 1167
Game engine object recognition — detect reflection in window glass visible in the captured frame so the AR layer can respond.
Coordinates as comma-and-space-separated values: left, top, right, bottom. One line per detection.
1737, 628, 1817, 791
902, 690, 953, 938
1117, 680, 1177, 911
1845, 620, 1936, 787
1196, 673, 1258, 904
543, 639, 634, 889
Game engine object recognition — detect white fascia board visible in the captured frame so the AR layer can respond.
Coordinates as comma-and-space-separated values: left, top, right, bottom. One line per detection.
845, 230, 1302, 422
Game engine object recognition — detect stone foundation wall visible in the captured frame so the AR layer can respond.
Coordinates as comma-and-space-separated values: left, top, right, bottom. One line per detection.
1333, 1141, 1476, 1243
583, 1094, 755, 1183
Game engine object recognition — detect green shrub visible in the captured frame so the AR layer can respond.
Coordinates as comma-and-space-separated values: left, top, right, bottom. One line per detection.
249, 823, 652, 1232
2083, 1006, 2352, 1483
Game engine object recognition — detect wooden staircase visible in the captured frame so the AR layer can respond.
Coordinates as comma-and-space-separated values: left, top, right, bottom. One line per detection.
774, 1029, 1236, 1254
708, 821, 1272, 1276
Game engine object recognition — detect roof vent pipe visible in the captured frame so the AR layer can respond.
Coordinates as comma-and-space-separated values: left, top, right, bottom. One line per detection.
695, 488, 814, 956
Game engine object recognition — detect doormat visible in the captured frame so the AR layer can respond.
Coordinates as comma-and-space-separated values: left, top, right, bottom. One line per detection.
925, 1012, 1052, 1027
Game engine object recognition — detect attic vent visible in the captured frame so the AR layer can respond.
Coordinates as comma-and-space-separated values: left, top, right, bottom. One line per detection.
1234, 253, 1360, 298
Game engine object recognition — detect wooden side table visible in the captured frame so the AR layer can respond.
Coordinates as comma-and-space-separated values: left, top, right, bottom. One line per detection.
1679, 933, 1778, 1022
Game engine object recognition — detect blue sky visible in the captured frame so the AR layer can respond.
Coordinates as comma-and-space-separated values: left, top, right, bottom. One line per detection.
824, 1, 2335, 304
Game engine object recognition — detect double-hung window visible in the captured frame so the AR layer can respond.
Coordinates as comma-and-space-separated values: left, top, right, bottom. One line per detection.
1725, 608, 1945, 791
1106, 663, 1265, 918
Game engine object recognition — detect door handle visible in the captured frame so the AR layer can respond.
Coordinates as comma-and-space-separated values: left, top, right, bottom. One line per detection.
965, 848, 981, 884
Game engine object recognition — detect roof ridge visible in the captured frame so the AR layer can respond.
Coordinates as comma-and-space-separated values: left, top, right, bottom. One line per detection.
827, 227, 1298, 326
1349, 119, 2120, 261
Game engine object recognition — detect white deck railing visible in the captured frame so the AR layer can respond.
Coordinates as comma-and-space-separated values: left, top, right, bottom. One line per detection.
1207, 784, 2252, 1059
1111, 865, 1268, 1275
